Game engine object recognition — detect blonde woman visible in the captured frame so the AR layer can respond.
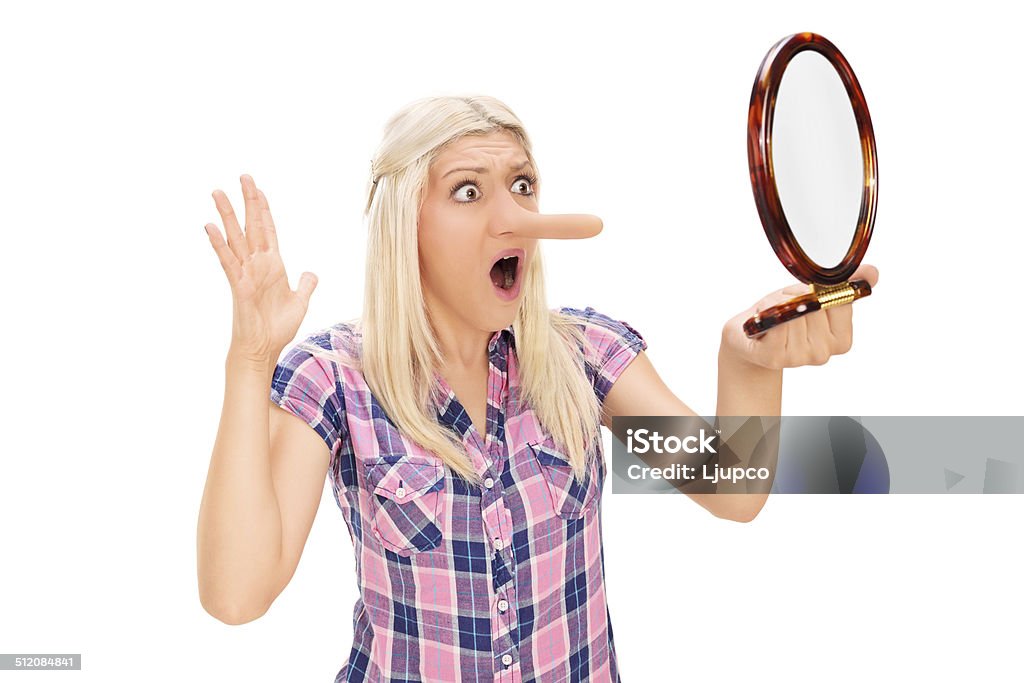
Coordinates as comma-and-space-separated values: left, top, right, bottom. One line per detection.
197, 95, 878, 681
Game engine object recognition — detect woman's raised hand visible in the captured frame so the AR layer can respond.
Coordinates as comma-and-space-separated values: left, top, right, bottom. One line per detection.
204, 174, 318, 367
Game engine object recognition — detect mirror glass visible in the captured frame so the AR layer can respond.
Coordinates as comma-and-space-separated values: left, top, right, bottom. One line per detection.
772, 50, 863, 268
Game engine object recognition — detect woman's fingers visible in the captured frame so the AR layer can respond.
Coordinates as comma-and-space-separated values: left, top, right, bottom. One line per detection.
240, 174, 268, 253
826, 302, 854, 352
256, 188, 279, 252
850, 263, 880, 288
210, 176, 278, 259
204, 223, 243, 286
784, 315, 811, 367
295, 271, 318, 306
804, 308, 833, 365
211, 189, 248, 264
781, 282, 811, 297
744, 291, 792, 368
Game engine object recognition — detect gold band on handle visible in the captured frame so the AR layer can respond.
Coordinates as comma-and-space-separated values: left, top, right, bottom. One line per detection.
810, 282, 856, 309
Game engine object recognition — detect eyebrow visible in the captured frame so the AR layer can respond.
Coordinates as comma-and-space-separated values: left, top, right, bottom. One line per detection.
441, 159, 533, 178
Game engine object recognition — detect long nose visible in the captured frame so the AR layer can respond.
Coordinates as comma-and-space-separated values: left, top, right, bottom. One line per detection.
492, 194, 603, 239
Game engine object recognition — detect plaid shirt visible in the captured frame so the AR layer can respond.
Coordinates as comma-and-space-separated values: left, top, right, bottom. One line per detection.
270, 306, 647, 682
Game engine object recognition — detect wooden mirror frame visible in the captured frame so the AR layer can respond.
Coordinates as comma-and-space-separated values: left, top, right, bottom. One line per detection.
744, 32, 878, 337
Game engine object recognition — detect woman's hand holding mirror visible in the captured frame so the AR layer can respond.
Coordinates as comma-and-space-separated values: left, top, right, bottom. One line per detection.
723, 263, 878, 370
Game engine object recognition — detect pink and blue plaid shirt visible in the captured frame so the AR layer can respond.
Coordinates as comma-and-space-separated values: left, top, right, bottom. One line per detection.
270, 306, 647, 682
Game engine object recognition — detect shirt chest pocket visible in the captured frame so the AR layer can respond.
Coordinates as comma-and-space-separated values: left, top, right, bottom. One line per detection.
363, 454, 446, 556
527, 440, 601, 519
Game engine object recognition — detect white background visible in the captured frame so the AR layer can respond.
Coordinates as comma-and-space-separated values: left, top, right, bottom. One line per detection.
2, 1, 1022, 681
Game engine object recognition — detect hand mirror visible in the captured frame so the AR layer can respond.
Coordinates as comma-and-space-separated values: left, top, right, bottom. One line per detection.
744, 32, 877, 337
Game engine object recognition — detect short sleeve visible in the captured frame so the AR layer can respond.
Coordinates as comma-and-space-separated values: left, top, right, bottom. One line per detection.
557, 306, 648, 405
269, 328, 348, 454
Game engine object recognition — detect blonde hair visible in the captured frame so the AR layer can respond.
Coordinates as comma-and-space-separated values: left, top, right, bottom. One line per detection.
301, 95, 601, 486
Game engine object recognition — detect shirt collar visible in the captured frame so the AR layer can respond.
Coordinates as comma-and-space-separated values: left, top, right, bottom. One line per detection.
487, 324, 516, 356
433, 324, 515, 422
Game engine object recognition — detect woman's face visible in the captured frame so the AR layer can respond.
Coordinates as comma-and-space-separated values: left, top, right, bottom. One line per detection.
418, 129, 540, 339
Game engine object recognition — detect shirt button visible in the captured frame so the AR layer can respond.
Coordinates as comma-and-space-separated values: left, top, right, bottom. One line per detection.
494, 538, 504, 550
501, 653, 513, 666
497, 599, 509, 612
484, 477, 494, 489
395, 487, 405, 498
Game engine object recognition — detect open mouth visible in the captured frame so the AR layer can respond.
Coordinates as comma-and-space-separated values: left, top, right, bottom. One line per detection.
489, 255, 520, 290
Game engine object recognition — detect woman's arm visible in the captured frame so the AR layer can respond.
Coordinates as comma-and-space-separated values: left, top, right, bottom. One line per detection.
197, 354, 330, 625
198, 175, 328, 624
602, 264, 879, 523
601, 350, 773, 522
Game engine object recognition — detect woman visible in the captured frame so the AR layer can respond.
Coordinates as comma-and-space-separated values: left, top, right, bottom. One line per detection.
197, 95, 878, 681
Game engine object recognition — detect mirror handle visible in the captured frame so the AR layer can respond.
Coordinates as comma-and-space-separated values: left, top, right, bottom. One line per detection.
743, 279, 872, 338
